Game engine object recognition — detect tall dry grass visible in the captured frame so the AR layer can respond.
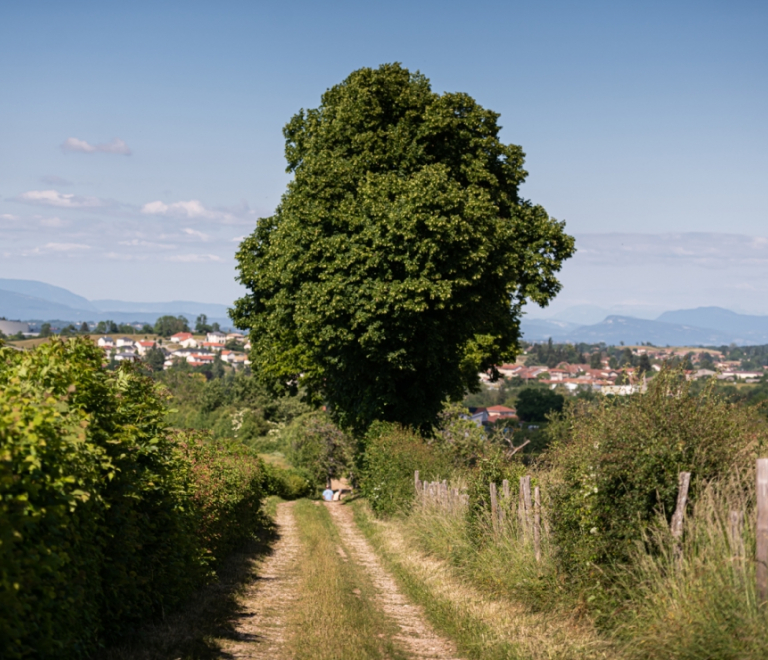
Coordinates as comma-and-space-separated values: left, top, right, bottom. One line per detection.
401, 470, 768, 659
407, 477, 571, 613
354, 492, 613, 659
616, 469, 768, 659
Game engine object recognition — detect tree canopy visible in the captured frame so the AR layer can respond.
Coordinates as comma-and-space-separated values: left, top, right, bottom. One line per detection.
515, 387, 565, 422
153, 315, 190, 337
232, 63, 575, 434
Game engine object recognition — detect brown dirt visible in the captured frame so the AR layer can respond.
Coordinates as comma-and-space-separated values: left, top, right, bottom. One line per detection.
325, 502, 463, 660
220, 501, 302, 659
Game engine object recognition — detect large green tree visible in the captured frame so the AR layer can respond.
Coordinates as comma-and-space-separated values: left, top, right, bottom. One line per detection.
233, 64, 575, 433
153, 315, 190, 337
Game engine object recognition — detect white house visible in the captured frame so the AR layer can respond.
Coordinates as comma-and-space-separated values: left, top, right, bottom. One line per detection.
201, 341, 224, 352
602, 383, 647, 396
97, 336, 115, 348
114, 351, 138, 362
135, 340, 157, 356
169, 332, 198, 348
206, 331, 227, 344
116, 336, 135, 348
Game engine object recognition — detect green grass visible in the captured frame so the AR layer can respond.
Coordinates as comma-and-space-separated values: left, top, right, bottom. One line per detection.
287, 500, 407, 660
355, 467, 768, 660
351, 500, 610, 660
612, 474, 768, 659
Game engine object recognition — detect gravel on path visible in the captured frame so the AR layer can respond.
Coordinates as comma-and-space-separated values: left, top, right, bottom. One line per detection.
222, 502, 302, 659
325, 502, 464, 660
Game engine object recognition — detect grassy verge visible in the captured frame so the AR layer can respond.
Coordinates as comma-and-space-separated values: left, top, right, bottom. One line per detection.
352, 500, 612, 660
286, 500, 407, 660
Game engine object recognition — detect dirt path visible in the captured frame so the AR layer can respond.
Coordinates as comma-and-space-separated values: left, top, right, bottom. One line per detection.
325, 502, 463, 660
221, 501, 302, 659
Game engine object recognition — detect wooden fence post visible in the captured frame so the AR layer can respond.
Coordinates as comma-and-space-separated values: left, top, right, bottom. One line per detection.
522, 476, 532, 538
670, 472, 691, 560
534, 485, 541, 562
757, 458, 768, 604
414, 470, 420, 496
502, 479, 510, 501
518, 477, 526, 538
490, 482, 499, 536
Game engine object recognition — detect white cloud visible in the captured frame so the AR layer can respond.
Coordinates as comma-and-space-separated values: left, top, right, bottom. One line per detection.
574, 232, 768, 268
61, 137, 132, 155
1, 213, 19, 221
141, 199, 257, 225
166, 254, 224, 263
104, 252, 149, 261
183, 227, 209, 241
118, 239, 177, 249
142, 199, 224, 220
15, 189, 106, 208
23, 242, 91, 256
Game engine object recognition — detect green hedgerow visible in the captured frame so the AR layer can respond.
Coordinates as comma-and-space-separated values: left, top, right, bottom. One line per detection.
545, 368, 767, 575
0, 338, 269, 659
358, 422, 451, 517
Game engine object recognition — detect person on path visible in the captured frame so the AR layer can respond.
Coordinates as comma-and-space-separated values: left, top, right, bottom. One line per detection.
322, 487, 334, 501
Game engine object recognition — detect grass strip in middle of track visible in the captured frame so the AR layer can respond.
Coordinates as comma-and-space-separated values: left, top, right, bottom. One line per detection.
286, 500, 408, 660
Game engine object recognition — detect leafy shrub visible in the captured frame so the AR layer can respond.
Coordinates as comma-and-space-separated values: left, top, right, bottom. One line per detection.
465, 449, 526, 538
0, 338, 268, 659
260, 462, 313, 499
546, 369, 766, 573
174, 430, 266, 561
432, 403, 488, 468
0, 354, 105, 658
283, 412, 353, 491
359, 422, 450, 517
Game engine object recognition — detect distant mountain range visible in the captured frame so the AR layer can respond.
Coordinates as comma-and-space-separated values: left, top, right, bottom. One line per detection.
521, 307, 768, 347
3, 278, 768, 345
0, 279, 233, 329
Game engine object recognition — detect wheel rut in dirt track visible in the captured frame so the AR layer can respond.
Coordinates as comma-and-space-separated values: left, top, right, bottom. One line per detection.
325, 502, 463, 660
223, 501, 301, 659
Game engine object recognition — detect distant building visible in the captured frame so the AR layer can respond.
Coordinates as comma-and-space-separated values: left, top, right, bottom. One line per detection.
135, 340, 157, 356
170, 332, 198, 348
0, 320, 29, 335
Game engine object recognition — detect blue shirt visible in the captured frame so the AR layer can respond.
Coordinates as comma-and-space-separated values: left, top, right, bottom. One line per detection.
322, 488, 334, 501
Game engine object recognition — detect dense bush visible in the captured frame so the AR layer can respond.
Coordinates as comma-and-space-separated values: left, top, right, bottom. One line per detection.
546, 369, 766, 572
515, 386, 564, 422
174, 430, 267, 562
0, 338, 268, 659
260, 461, 313, 499
282, 412, 353, 491
359, 422, 450, 516
160, 369, 311, 450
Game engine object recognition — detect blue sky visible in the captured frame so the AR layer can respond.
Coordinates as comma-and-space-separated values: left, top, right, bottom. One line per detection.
1, 1, 767, 314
